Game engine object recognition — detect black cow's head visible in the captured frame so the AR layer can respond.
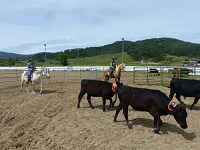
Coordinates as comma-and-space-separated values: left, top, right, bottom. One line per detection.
116, 81, 123, 86
169, 102, 188, 129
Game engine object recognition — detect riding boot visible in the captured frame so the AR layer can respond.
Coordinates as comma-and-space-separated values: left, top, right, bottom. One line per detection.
110, 72, 113, 78
27, 78, 31, 84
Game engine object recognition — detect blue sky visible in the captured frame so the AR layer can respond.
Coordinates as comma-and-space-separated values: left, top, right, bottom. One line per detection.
0, 0, 200, 55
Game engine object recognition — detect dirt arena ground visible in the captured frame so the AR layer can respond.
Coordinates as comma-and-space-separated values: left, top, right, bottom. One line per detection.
0, 73, 200, 150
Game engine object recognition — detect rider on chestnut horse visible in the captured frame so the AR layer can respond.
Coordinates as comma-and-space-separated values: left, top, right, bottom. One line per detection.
110, 58, 116, 78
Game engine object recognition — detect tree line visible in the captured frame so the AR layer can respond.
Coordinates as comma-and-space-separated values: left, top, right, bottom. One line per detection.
1, 37, 200, 66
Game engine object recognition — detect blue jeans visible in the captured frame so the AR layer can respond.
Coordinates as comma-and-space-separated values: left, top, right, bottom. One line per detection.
110, 67, 114, 77
28, 70, 33, 80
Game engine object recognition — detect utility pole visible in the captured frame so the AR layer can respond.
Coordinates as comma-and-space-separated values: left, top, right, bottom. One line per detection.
121, 38, 124, 64
44, 44, 46, 63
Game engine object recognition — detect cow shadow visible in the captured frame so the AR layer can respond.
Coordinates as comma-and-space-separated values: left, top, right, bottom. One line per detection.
184, 103, 200, 110
120, 117, 196, 140
81, 104, 115, 111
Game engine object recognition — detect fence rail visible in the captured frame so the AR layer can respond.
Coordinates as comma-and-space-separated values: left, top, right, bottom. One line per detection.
0, 66, 200, 86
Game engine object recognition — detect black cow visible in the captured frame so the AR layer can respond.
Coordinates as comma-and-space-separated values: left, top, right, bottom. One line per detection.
149, 68, 160, 76
169, 78, 200, 110
114, 85, 188, 133
77, 79, 119, 111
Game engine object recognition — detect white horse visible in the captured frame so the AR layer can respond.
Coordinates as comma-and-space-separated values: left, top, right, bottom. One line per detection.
20, 67, 50, 94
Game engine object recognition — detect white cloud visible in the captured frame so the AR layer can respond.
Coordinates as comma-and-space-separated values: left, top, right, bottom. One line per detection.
0, 0, 200, 54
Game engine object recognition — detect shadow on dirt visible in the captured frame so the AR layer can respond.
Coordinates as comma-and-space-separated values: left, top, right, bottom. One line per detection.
184, 103, 200, 110
116, 117, 196, 140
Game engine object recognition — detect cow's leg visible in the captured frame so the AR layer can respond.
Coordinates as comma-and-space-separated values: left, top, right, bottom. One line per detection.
111, 93, 117, 110
190, 97, 199, 110
122, 104, 132, 129
86, 94, 94, 109
175, 94, 184, 104
102, 98, 107, 112
169, 89, 175, 100
113, 103, 123, 122
77, 91, 86, 108
107, 98, 113, 110
150, 111, 162, 133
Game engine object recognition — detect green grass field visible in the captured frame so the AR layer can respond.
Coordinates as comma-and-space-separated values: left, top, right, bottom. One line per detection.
15, 52, 141, 67
14, 52, 183, 67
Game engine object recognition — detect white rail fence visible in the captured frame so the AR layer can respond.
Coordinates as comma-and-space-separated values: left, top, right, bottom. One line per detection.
0, 66, 200, 85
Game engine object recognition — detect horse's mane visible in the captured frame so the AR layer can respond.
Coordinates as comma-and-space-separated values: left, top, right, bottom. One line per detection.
35, 68, 44, 74
116, 63, 125, 72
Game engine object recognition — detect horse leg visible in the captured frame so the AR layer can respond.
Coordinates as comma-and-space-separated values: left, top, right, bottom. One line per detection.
39, 83, 43, 94
20, 80, 24, 92
25, 81, 30, 93
32, 84, 36, 94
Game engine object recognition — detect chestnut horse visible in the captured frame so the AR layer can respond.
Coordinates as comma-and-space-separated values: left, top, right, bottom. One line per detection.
104, 63, 125, 82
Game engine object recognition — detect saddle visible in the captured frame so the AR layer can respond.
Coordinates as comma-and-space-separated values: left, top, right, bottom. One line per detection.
24, 71, 33, 80
109, 69, 115, 78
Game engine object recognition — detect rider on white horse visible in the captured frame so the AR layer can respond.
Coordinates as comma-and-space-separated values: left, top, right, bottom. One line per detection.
27, 58, 36, 83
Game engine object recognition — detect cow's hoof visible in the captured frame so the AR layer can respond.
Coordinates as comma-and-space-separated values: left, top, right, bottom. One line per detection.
110, 107, 114, 111
90, 106, 94, 109
153, 128, 160, 134
128, 123, 132, 129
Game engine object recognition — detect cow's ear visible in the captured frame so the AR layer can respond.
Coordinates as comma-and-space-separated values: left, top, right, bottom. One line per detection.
116, 81, 123, 86
168, 101, 177, 111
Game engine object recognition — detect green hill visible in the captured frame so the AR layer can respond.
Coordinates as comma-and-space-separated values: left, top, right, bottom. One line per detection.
1, 37, 200, 67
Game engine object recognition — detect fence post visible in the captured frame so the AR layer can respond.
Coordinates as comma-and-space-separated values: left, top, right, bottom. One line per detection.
16, 69, 19, 81
64, 69, 66, 78
147, 67, 149, 83
160, 67, 163, 85
80, 68, 82, 79
133, 67, 135, 85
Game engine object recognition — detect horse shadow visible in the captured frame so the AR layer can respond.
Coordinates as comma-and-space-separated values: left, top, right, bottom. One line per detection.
121, 117, 196, 140
33, 89, 62, 94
